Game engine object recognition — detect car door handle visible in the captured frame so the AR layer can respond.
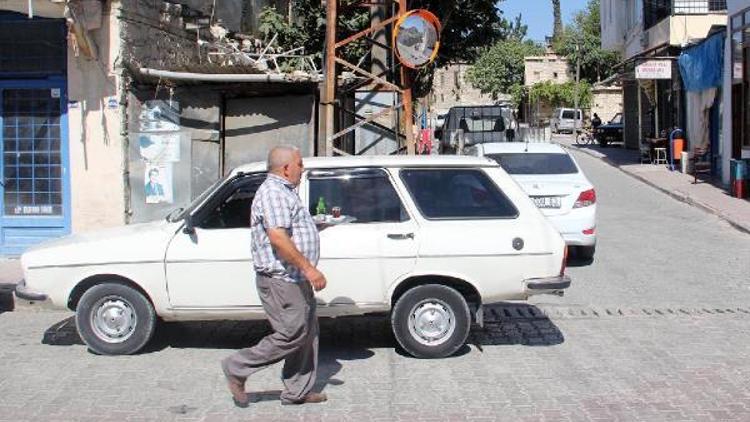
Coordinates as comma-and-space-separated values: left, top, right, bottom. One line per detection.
387, 233, 414, 240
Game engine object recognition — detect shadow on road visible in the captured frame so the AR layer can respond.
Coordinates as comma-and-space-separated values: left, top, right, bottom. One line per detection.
0, 292, 14, 313
41, 304, 564, 357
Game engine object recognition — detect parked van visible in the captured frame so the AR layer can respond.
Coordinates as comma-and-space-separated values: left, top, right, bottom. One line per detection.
550, 108, 584, 134
435, 105, 517, 153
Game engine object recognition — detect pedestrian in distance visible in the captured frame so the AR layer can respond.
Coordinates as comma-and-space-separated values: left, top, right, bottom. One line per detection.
221, 145, 328, 407
591, 113, 602, 129
506, 112, 517, 142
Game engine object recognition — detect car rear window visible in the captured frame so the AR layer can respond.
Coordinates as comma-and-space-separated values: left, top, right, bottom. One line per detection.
399, 169, 518, 219
486, 153, 579, 175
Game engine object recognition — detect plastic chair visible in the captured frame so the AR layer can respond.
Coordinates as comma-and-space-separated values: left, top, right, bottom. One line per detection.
653, 148, 667, 165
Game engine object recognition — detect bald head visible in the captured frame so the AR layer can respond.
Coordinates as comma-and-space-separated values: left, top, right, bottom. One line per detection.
267, 145, 304, 186
267, 146, 300, 172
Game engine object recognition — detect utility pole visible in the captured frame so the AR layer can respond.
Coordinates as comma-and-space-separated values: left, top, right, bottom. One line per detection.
322, 0, 337, 156
399, 0, 415, 154
574, 43, 580, 136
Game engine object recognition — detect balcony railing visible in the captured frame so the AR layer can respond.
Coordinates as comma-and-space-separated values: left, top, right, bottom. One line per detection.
644, 0, 727, 30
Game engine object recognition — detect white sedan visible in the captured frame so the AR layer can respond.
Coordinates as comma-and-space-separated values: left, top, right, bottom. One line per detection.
465, 142, 597, 259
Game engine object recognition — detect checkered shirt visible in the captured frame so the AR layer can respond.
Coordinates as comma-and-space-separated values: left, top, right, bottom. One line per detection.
250, 174, 320, 283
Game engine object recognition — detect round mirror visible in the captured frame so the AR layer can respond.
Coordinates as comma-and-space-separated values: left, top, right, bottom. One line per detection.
394, 10, 441, 69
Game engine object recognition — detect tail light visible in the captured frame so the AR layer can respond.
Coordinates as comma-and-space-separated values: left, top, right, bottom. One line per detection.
560, 245, 568, 275
574, 188, 596, 208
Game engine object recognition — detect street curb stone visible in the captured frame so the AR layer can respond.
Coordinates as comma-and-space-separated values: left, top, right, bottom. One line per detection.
556, 141, 750, 235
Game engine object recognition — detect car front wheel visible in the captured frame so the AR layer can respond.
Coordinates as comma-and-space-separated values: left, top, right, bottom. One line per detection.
75, 283, 156, 355
391, 284, 471, 359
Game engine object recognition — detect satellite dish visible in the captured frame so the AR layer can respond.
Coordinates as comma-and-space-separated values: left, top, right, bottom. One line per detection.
393, 10, 441, 69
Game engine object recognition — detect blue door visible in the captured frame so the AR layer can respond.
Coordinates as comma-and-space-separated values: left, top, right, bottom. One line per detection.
0, 80, 70, 255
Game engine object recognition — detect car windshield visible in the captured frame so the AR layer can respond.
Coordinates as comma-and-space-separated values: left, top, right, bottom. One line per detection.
169, 175, 229, 222
486, 153, 578, 175
610, 114, 622, 124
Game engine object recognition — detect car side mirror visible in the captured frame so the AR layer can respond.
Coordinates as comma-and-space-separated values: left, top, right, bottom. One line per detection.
182, 214, 195, 235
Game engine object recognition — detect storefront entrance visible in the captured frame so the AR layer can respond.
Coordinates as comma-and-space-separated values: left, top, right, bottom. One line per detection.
0, 13, 70, 255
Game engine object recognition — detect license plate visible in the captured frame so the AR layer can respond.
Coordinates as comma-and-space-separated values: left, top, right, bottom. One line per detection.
532, 196, 561, 209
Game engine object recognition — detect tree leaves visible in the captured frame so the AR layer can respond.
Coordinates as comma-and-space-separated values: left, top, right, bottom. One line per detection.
465, 39, 544, 100
552, 0, 620, 83
529, 80, 592, 108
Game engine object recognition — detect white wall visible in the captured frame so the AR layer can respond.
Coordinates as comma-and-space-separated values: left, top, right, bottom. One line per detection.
66, 4, 126, 232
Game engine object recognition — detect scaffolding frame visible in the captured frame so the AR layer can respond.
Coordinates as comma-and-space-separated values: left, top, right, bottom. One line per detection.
322, 0, 415, 156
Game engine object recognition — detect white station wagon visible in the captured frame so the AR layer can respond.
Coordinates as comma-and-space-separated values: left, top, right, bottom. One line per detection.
16, 155, 571, 359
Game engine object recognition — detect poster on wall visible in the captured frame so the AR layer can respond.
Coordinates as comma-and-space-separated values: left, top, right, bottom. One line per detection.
137, 132, 181, 162
139, 100, 180, 132
144, 164, 173, 204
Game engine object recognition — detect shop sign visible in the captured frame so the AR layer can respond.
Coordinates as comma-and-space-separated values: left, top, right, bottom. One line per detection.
636, 60, 672, 79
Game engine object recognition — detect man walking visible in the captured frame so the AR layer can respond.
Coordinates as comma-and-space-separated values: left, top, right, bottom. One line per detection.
221, 145, 328, 407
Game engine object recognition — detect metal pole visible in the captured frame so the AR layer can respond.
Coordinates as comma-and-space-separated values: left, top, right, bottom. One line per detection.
398, 0, 415, 154
323, 0, 337, 156
574, 43, 580, 136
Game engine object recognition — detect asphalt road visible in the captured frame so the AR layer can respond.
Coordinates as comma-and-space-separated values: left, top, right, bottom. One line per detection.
1, 145, 749, 421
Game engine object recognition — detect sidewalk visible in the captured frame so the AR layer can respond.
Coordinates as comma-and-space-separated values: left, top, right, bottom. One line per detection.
554, 135, 750, 234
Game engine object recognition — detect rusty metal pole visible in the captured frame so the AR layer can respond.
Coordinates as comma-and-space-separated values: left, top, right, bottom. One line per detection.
398, 0, 415, 154
323, 0, 337, 156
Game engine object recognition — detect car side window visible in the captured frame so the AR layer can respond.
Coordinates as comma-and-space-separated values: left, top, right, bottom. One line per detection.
400, 169, 518, 219
198, 173, 267, 229
308, 168, 408, 223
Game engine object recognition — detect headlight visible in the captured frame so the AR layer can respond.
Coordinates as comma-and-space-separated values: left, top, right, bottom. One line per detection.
618, 129, 623, 133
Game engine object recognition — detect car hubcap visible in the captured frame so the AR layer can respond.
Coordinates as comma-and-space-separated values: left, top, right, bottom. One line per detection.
90, 296, 137, 343
408, 299, 456, 346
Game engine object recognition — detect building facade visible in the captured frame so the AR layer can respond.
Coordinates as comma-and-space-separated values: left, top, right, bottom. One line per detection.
522, 52, 573, 125
0, 0, 318, 255
600, 0, 727, 152
523, 54, 572, 87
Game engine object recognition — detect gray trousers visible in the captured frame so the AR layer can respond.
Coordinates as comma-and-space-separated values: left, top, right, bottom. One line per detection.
222, 274, 319, 402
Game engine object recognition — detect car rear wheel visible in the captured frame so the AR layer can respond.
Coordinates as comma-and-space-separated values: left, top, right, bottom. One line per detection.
75, 283, 156, 355
391, 284, 471, 359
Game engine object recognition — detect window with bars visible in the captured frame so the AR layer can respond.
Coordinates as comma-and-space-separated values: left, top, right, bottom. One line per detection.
644, 1, 727, 30
2, 89, 64, 216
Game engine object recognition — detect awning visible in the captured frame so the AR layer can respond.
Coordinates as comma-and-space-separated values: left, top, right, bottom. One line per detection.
678, 32, 725, 92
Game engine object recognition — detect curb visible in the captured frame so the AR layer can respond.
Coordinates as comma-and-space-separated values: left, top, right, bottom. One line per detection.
557, 142, 750, 235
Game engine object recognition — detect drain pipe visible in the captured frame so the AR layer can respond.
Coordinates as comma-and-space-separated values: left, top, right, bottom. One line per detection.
138, 68, 322, 83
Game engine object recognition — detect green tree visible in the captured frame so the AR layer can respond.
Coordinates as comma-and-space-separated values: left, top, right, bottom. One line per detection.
465, 39, 544, 100
529, 80, 592, 108
552, 0, 563, 42
553, 0, 620, 83
256, 0, 519, 68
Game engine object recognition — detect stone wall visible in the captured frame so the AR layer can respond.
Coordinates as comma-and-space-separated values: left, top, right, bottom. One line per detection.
524, 54, 572, 87
592, 86, 623, 122
118, 0, 202, 70
429, 63, 501, 114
